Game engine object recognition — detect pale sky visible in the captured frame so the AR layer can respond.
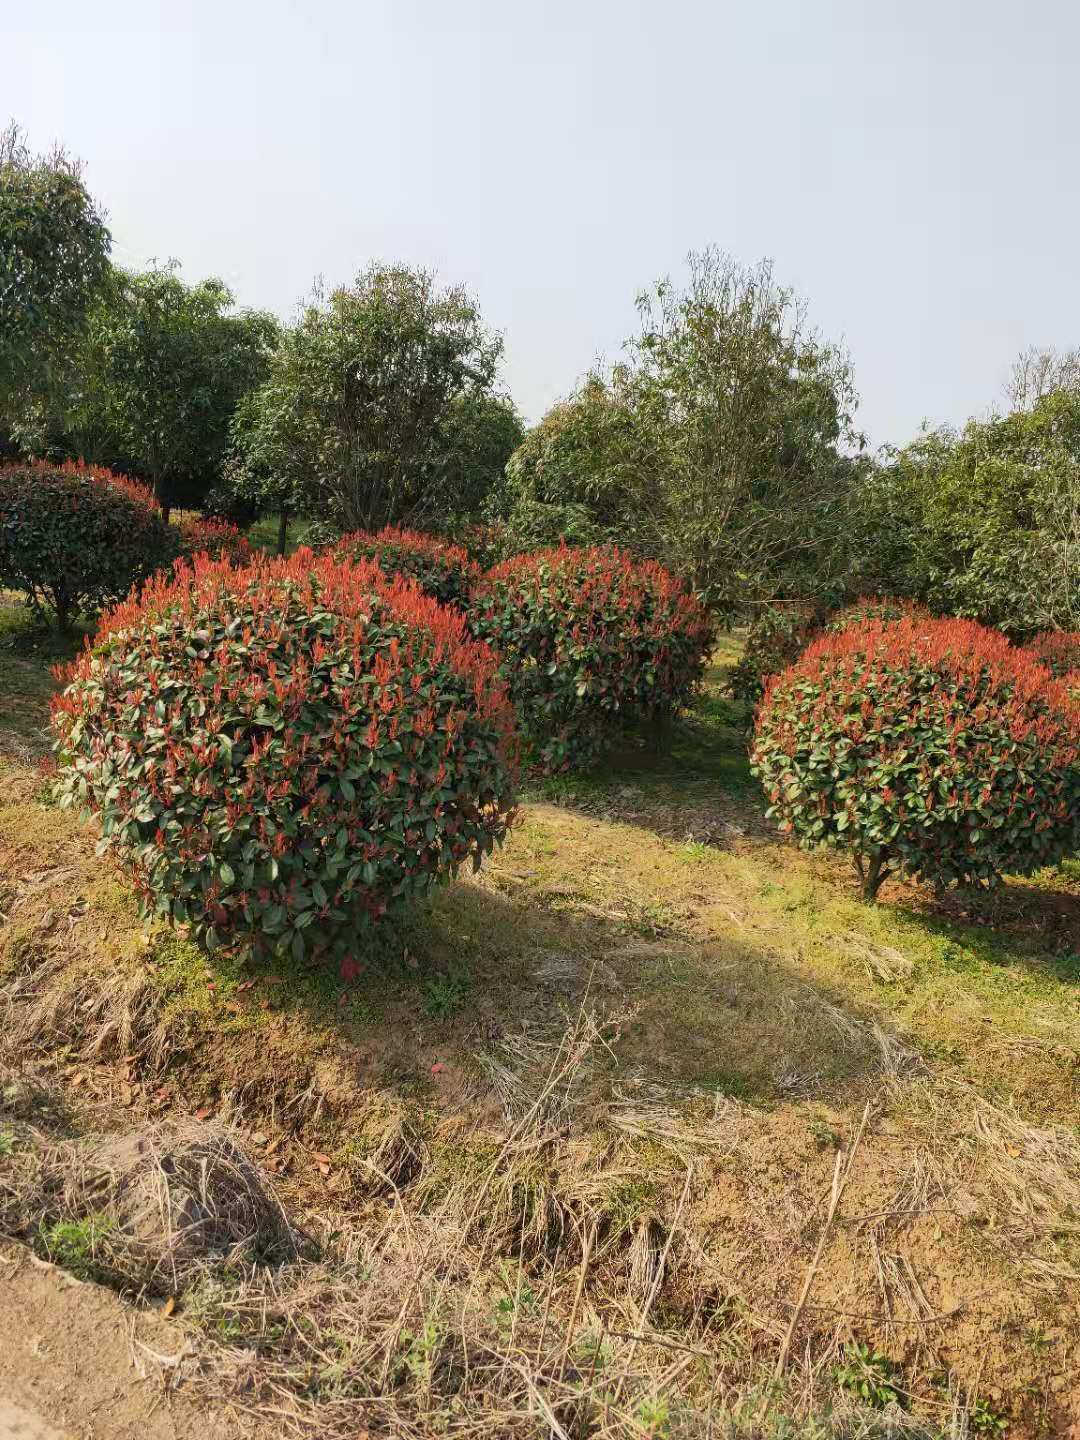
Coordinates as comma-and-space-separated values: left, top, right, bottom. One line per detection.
6, 0, 1078, 446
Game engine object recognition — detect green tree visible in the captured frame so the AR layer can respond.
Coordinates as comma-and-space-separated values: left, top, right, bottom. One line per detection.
871, 390, 1080, 632
77, 264, 278, 519
502, 251, 860, 611
498, 373, 657, 550
0, 124, 111, 428
629, 249, 860, 612
437, 389, 523, 521
235, 265, 503, 534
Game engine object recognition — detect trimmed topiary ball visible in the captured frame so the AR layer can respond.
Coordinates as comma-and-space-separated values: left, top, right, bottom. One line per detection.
175, 516, 252, 565
1026, 630, 1080, 682
0, 460, 175, 628
751, 615, 1080, 899
52, 551, 518, 971
727, 602, 822, 712
333, 526, 479, 608
468, 544, 714, 771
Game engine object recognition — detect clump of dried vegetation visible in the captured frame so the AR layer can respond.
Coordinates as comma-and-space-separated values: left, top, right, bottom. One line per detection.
3, 979, 1075, 1439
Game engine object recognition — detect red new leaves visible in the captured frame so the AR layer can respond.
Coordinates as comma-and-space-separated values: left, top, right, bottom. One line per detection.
469, 544, 714, 771
175, 516, 252, 565
51, 550, 518, 970
1026, 631, 1080, 683
0, 460, 175, 628
751, 614, 1080, 898
333, 526, 479, 609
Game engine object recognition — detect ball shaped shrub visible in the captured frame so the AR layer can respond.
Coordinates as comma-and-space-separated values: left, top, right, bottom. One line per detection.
52, 551, 518, 969
728, 602, 822, 712
1026, 630, 1080, 681
0, 460, 175, 628
751, 615, 1080, 899
175, 516, 252, 565
333, 526, 479, 608
469, 544, 715, 771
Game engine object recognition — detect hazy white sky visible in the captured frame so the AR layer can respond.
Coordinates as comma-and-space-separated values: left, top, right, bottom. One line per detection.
6, 0, 1078, 445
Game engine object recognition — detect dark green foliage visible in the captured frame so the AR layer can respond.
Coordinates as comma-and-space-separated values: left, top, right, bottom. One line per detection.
0, 126, 111, 419
834, 1342, 904, 1409
469, 545, 714, 771
76, 265, 279, 513
858, 392, 1080, 633
232, 265, 503, 535
499, 376, 649, 551
52, 552, 518, 970
0, 461, 174, 628
437, 389, 524, 521
752, 615, 1080, 899
727, 603, 822, 711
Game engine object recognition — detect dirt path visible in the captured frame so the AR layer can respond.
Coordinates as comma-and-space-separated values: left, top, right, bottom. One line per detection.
0, 1242, 241, 1440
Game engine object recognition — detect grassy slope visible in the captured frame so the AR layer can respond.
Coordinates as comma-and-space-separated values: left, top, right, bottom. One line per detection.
0, 628, 1077, 1438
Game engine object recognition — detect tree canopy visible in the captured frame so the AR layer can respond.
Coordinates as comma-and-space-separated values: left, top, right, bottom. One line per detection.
0, 124, 111, 426
232, 265, 504, 534
862, 392, 1080, 632
501, 250, 862, 612
76, 265, 279, 514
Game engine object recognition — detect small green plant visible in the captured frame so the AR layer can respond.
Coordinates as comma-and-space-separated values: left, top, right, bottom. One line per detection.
397, 1320, 443, 1386
1023, 1325, 1053, 1356
808, 1116, 841, 1150
491, 1283, 539, 1334
421, 967, 472, 1019
39, 1214, 116, 1282
0, 1129, 16, 1156
573, 1328, 612, 1372
835, 1341, 904, 1409
634, 1394, 672, 1436
969, 1398, 1009, 1435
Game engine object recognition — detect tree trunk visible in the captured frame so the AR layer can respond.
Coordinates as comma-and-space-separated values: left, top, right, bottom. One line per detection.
647, 704, 674, 755
861, 851, 892, 901
277, 508, 289, 556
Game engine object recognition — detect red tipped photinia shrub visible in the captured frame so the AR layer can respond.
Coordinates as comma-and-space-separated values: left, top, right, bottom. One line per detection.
175, 516, 252, 565
0, 460, 175, 628
751, 616, 1080, 899
52, 551, 518, 970
1026, 631, 1080, 682
333, 526, 479, 608
469, 544, 715, 770
826, 596, 932, 634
